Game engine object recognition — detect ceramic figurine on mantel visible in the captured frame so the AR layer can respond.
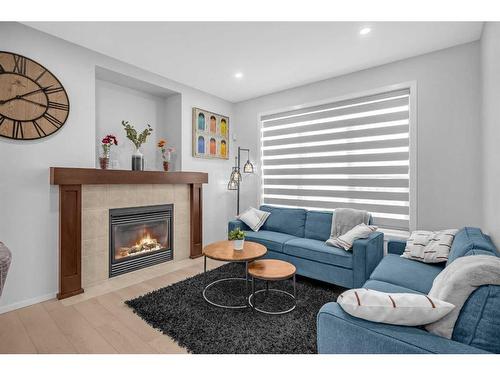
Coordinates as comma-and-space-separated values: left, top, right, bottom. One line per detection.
157, 139, 176, 171
122, 120, 153, 171
99, 134, 118, 169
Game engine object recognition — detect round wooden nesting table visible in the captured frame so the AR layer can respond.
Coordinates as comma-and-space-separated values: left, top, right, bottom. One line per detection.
202, 240, 267, 309
248, 259, 297, 315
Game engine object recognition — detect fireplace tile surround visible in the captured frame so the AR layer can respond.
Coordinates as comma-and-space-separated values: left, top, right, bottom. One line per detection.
51, 167, 207, 299
81, 184, 190, 287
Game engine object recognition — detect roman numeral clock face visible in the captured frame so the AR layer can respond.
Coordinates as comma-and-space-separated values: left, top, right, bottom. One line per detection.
0, 51, 69, 140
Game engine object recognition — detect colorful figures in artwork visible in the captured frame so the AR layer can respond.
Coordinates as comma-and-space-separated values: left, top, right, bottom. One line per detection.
220, 118, 228, 137
198, 136, 205, 154
210, 138, 216, 155
210, 115, 217, 134
198, 113, 205, 131
221, 140, 227, 157
194, 109, 229, 159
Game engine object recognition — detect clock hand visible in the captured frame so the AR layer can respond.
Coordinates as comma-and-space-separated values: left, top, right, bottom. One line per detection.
18, 97, 46, 108
0, 85, 53, 105
0, 97, 17, 105
17, 85, 53, 99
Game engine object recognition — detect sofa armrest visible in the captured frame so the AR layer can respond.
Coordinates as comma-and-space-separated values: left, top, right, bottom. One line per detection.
388, 239, 407, 255
352, 231, 384, 288
317, 302, 489, 354
228, 219, 250, 234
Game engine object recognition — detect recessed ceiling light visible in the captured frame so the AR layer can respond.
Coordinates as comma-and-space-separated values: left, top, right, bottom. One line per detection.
234, 72, 243, 79
359, 27, 371, 35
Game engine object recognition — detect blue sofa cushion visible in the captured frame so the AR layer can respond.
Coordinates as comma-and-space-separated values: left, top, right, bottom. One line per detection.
447, 227, 497, 266
369, 254, 444, 294
452, 285, 500, 353
259, 205, 306, 237
283, 238, 352, 269
243, 230, 297, 253
304, 211, 333, 241
363, 279, 423, 294
317, 302, 488, 354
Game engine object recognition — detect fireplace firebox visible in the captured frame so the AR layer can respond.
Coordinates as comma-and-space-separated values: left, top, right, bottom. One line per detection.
109, 204, 173, 277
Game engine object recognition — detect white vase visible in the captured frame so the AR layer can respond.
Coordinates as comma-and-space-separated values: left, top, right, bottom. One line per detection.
163, 150, 172, 162
233, 239, 244, 250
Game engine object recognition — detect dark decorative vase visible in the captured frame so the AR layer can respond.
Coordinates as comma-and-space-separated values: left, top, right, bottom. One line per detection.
163, 161, 170, 172
132, 149, 144, 171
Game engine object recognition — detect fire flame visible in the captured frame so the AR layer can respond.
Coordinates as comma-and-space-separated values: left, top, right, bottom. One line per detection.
116, 229, 164, 260
136, 231, 156, 247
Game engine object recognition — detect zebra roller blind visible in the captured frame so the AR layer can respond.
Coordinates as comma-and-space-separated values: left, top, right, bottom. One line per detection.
260, 88, 411, 231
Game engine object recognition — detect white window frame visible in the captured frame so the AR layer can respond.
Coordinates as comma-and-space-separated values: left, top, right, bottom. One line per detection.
257, 81, 418, 234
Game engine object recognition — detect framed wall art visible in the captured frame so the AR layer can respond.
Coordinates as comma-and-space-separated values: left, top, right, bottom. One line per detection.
192, 107, 229, 159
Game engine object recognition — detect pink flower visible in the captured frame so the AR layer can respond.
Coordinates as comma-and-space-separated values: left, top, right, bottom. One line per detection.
102, 135, 118, 146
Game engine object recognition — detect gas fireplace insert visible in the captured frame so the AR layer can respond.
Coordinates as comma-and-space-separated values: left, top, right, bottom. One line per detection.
109, 204, 173, 277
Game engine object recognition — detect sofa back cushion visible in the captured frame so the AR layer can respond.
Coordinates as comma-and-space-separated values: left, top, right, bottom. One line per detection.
259, 205, 306, 237
452, 285, 500, 353
446, 227, 498, 266
305, 211, 333, 241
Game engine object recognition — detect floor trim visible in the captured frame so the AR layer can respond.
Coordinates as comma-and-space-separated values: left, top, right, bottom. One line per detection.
0, 292, 57, 315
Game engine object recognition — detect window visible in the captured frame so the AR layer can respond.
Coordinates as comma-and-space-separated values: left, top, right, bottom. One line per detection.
260, 88, 412, 232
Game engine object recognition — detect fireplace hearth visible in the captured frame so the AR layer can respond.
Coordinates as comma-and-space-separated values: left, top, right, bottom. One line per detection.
109, 204, 173, 277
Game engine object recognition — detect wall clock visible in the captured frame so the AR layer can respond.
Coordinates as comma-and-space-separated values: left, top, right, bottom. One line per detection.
0, 51, 70, 140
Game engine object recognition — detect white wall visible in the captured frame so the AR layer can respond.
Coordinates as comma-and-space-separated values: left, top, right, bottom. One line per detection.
0, 22, 235, 312
162, 94, 182, 171
481, 22, 500, 246
234, 42, 483, 232
95, 79, 166, 171
0, 21, 489, 313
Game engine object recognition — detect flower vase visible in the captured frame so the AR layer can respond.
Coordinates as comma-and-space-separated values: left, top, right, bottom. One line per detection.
131, 148, 144, 171
162, 150, 171, 172
99, 155, 110, 170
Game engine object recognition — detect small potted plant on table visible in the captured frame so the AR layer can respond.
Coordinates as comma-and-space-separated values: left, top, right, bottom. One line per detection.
228, 228, 246, 251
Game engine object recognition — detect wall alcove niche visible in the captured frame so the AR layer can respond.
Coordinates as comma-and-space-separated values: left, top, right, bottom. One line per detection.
95, 66, 182, 171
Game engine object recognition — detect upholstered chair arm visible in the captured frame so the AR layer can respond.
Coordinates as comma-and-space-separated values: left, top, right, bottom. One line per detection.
228, 219, 250, 234
387, 239, 407, 255
352, 231, 384, 288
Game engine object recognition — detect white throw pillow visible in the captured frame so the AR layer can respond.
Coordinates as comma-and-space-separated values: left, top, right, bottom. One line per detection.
237, 207, 270, 232
326, 223, 377, 250
401, 229, 458, 263
338, 288, 455, 326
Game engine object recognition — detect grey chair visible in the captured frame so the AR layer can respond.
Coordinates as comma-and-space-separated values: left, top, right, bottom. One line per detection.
0, 242, 12, 298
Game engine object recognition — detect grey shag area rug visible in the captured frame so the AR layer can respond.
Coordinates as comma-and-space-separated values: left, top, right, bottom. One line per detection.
125, 263, 344, 354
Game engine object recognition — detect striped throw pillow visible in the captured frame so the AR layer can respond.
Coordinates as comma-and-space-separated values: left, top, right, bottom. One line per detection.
338, 288, 454, 326
238, 207, 270, 232
401, 229, 458, 263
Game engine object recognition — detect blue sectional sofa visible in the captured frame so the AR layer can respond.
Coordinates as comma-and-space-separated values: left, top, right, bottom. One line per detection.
228, 205, 384, 289
317, 227, 500, 354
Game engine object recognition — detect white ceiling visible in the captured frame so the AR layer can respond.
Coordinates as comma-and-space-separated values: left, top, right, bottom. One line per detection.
24, 22, 484, 103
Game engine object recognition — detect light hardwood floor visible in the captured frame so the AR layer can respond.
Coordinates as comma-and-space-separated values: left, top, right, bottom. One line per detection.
0, 258, 219, 354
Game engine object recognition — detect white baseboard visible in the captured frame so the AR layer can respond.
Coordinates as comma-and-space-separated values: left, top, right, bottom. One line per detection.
0, 291, 57, 315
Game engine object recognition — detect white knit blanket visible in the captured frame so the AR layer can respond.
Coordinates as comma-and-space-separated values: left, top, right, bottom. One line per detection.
328, 208, 370, 239
425, 255, 500, 339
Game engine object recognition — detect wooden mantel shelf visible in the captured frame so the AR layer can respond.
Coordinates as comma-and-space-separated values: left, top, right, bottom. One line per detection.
50, 167, 208, 185
51, 167, 207, 300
